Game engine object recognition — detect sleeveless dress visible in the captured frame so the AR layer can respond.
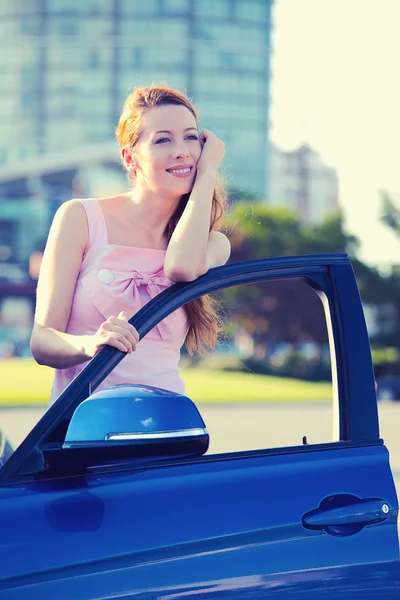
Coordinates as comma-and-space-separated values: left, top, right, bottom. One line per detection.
48, 198, 189, 406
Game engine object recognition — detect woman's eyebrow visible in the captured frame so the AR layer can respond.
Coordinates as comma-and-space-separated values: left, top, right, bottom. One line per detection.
155, 127, 198, 134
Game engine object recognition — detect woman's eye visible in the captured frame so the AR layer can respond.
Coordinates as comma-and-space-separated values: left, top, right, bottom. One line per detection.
155, 137, 170, 144
186, 135, 199, 141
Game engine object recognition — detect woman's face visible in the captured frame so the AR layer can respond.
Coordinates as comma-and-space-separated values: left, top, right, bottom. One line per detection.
129, 104, 202, 197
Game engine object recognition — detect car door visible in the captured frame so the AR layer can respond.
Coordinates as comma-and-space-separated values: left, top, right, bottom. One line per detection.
0, 254, 398, 600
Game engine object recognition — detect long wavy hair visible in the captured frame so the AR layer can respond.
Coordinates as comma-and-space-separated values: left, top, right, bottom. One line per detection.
115, 84, 229, 355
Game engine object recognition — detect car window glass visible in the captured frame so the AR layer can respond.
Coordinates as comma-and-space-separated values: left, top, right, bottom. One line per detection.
179, 278, 333, 454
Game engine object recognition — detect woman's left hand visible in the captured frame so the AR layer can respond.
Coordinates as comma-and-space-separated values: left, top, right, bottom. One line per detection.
196, 129, 225, 179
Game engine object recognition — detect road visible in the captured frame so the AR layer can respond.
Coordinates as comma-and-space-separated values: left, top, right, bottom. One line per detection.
0, 402, 399, 494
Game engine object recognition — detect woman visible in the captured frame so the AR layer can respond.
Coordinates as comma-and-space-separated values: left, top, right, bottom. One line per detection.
30, 85, 231, 405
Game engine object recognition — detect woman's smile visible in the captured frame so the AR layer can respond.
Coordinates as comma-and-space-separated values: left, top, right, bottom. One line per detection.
166, 164, 194, 178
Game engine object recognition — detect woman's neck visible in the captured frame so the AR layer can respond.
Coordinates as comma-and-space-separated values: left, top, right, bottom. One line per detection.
124, 186, 181, 238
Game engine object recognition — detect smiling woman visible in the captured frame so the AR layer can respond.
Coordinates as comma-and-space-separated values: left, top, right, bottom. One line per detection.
30, 84, 231, 406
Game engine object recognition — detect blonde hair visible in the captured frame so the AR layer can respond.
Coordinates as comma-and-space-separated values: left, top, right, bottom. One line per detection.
116, 84, 228, 355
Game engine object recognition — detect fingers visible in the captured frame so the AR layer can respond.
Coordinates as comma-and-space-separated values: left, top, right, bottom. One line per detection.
100, 313, 140, 353
118, 311, 130, 320
103, 335, 133, 354
199, 129, 210, 143
116, 312, 140, 341
199, 129, 224, 152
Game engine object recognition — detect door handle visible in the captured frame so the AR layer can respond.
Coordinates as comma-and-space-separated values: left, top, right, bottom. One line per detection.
303, 494, 392, 536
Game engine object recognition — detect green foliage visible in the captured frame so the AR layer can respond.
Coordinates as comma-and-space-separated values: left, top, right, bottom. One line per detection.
221, 202, 360, 352
221, 198, 400, 372
372, 347, 400, 364
380, 190, 400, 237
371, 347, 400, 377
225, 201, 358, 260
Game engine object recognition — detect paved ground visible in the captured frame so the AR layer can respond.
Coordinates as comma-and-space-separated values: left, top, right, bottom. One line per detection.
1, 402, 399, 499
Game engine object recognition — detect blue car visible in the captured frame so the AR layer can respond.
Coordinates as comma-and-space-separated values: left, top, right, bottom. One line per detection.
0, 254, 398, 599
376, 376, 400, 402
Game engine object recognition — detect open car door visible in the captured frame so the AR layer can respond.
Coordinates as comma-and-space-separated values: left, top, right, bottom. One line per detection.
0, 254, 398, 599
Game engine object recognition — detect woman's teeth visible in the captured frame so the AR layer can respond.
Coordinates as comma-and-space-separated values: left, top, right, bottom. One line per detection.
168, 168, 191, 174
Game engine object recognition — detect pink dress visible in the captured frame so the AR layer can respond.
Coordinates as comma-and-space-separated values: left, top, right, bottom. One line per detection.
48, 198, 189, 406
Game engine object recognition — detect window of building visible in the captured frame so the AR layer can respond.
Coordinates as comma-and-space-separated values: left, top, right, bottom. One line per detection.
235, 0, 268, 24
48, 15, 112, 37
236, 130, 265, 153
196, 21, 267, 46
0, 95, 14, 115
18, 141, 40, 160
46, 43, 99, 68
50, 0, 109, 14
196, 95, 266, 131
237, 50, 267, 72
142, 47, 186, 67
120, 69, 187, 93
195, 0, 232, 19
120, 0, 159, 16
120, 17, 187, 40
158, 0, 190, 13
45, 119, 82, 150
52, 16, 79, 36
78, 95, 112, 118
19, 15, 41, 35
83, 119, 112, 142
80, 17, 113, 37
195, 72, 265, 96
194, 48, 218, 69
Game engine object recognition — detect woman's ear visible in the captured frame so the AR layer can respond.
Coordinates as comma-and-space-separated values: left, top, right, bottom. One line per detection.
121, 147, 137, 173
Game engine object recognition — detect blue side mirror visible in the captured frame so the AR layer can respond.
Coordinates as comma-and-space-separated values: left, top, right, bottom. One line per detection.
62, 384, 209, 462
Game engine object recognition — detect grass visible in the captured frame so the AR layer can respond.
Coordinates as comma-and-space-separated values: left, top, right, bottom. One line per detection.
0, 358, 332, 406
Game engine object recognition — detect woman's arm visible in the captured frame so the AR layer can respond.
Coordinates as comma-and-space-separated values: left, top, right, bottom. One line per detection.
164, 130, 230, 282
30, 200, 93, 368
31, 200, 139, 369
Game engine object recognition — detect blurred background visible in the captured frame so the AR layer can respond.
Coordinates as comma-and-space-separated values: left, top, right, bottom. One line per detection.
1, 0, 400, 463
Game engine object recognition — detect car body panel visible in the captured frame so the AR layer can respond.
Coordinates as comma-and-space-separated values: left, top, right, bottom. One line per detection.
0, 254, 398, 598
0, 445, 398, 598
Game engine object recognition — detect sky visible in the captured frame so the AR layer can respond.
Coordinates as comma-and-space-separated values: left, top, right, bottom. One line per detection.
269, 0, 400, 267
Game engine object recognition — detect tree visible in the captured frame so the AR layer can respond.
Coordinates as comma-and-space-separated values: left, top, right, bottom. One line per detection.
220, 203, 361, 348
380, 190, 400, 237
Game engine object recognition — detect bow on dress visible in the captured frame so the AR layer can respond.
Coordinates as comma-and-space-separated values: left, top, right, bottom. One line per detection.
80, 267, 187, 341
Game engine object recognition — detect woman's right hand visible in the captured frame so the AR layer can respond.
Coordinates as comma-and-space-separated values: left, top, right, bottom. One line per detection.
83, 311, 139, 358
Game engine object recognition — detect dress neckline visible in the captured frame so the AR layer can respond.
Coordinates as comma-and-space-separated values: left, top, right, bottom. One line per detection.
106, 243, 166, 252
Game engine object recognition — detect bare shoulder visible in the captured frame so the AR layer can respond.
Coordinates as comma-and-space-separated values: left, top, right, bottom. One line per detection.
34, 199, 90, 330
55, 198, 87, 225
51, 199, 89, 255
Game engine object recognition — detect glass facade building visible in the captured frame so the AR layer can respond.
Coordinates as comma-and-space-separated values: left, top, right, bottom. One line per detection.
0, 0, 274, 198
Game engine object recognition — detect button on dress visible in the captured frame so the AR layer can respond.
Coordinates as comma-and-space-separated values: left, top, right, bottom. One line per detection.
48, 198, 189, 406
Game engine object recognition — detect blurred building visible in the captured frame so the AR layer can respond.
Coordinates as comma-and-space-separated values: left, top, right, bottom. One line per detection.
0, 0, 275, 356
0, 0, 274, 202
269, 144, 339, 223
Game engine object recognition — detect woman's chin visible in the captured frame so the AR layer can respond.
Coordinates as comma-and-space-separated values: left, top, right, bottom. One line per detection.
170, 181, 195, 197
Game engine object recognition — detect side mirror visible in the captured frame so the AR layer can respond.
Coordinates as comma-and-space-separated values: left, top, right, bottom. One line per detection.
62, 384, 209, 464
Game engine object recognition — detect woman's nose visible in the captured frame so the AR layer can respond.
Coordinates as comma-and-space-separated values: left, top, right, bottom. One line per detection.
173, 143, 189, 159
